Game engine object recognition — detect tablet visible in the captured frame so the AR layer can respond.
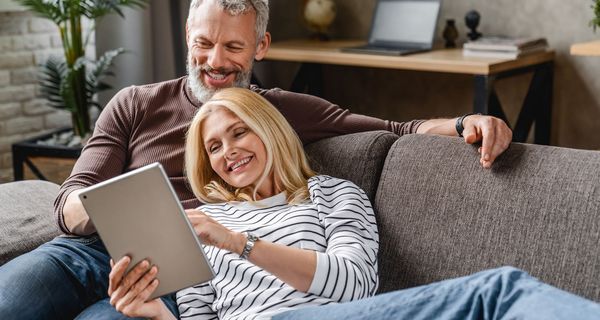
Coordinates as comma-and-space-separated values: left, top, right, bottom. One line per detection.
79, 162, 214, 299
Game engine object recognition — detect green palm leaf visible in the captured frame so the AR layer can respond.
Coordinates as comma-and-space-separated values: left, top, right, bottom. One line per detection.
591, 0, 600, 32
39, 56, 70, 110
81, 0, 148, 19
14, 0, 68, 23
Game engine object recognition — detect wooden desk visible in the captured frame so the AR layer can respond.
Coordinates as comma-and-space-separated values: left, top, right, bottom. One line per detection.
570, 40, 600, 56
263, 40, 555, 144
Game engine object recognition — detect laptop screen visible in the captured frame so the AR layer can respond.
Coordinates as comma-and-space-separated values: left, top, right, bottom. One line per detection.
369, 0, 441, 47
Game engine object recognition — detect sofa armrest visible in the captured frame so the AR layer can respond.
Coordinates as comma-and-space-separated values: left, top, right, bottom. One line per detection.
0, 180, 61, 265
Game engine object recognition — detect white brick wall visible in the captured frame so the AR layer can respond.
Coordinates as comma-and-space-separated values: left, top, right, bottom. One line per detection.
0, 11, 94, 182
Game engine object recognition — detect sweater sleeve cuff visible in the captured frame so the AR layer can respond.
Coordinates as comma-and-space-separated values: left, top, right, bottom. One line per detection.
411, 119, 426, 134
53, 185, 83, 235
307, 251, 330, 295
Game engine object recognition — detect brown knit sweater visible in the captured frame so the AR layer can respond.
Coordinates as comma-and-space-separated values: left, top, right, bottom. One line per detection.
54, 77, 424, 234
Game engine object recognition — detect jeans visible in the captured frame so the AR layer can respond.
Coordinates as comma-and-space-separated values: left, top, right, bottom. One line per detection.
0, 235, 178, 320
274, 266, 600, 320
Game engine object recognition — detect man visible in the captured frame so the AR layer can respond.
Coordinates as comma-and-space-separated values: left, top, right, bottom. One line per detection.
0, 0, 511, 319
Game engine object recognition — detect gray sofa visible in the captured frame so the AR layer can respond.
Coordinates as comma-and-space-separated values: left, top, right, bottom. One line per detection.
1, 132, 599, 302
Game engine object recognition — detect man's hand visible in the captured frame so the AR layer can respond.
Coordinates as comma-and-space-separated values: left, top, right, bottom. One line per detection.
63, 189, 96, 235
417, 115, 512, 168
461, 114, 512, 168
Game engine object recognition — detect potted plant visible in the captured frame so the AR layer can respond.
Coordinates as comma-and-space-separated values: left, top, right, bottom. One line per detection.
16, 0, 147, 139
12, 0, 147, 182
591, 0, 600, 32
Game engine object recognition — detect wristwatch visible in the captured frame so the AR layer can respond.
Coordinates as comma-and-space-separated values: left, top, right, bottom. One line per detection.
240, 232, 259, 260
455, 113, 479, 137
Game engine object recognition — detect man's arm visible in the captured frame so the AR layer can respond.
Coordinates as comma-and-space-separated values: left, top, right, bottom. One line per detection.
261, 88, 512, 168
417, 115, 512, 168
55, 88, 134, 235
259, 88, 425, 144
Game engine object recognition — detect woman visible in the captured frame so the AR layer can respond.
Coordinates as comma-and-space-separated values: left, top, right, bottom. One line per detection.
107, 87, 379, 319
107, 88, 600, 320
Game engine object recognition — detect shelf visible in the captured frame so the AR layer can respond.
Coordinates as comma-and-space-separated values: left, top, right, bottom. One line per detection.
570, 40, 600, 56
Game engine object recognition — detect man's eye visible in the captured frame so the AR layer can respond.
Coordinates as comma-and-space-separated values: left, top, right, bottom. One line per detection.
227, 45, 243, 51
195, 40, 212, 48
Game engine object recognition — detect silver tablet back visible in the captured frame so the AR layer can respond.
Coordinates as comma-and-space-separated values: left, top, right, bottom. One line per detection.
79, 162, 214, 299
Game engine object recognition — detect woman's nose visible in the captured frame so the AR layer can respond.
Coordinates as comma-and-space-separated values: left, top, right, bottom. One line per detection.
224, 147, 238, 160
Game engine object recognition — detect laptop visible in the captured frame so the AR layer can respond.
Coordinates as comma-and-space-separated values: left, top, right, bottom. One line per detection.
342, 0, 442, 56
79, 163, 215, 299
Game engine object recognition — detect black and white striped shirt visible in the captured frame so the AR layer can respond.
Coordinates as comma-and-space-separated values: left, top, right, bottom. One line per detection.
176, 176, 379, 319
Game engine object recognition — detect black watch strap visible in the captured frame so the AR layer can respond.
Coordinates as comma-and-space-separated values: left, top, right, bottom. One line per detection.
455, 113, 477, 137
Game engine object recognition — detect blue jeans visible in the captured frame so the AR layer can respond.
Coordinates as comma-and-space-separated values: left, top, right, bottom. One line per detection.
274, 266, 600, 320
0, 235, 178, 320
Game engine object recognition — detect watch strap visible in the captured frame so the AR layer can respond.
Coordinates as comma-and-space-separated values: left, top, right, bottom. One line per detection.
455, 113, 478, 137
240, 232, 258, 260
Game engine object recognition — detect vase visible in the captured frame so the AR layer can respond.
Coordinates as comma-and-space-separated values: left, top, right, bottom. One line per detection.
443, 19, 459, 48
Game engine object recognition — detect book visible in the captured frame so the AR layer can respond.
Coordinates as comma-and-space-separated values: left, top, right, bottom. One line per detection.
462, 36, 548, 59
462, 43, 548, 59
463, 36, 548, 52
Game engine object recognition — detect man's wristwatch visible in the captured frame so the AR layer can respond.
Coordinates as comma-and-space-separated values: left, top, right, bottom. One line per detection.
455, 113, 479, 137
240, 232, 259, 260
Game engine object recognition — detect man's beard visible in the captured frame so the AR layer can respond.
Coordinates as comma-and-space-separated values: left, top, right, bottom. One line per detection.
187, 55, 253, 103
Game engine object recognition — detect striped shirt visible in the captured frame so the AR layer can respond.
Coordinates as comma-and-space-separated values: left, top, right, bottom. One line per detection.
176, 175, 379, 319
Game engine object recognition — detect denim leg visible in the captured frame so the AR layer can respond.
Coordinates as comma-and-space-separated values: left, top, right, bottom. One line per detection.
0, 235, 111, 320
273, 266, 600, 320
75, 294, 180, 320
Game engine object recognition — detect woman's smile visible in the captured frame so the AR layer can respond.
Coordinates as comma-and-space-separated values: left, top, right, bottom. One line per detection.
228, 156, 254, 172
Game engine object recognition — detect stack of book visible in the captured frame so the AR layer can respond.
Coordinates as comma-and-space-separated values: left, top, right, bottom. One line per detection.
462, 37, 549, 59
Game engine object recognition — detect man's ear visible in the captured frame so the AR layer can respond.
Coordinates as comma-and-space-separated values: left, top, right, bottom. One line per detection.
254, 32, 271, 61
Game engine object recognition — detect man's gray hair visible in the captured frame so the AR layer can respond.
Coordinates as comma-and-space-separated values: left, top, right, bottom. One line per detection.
189, 0, 269, 41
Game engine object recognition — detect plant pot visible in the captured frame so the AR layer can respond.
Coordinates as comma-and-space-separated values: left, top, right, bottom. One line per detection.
12, 127, 82, 184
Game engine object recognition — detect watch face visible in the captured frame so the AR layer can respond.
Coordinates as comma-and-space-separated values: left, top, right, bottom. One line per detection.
240, 232, 259, 260
247, 233, 259, 242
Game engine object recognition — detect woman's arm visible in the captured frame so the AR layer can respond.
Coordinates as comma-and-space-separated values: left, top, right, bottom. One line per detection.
186, 210, 317, 292
305, 176, 379, 301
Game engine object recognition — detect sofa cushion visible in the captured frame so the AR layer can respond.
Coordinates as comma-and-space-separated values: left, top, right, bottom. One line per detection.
375, 134, 600, 302
305, 131, 398, 201
0, 180, 61, 265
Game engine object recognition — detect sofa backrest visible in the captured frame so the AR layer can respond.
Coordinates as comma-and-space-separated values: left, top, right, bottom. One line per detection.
304, 131, 399, 201
375, 134, 600, 302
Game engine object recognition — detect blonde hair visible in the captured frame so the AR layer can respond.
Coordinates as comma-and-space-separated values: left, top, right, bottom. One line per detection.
185, 87, 315, 204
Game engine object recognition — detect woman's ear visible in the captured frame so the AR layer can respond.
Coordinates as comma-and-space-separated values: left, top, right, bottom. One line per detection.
254, 32, 271, 61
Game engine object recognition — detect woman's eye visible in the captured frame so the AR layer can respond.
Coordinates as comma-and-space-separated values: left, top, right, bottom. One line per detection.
234, 128, 247, 137
209, 144, 220, 153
